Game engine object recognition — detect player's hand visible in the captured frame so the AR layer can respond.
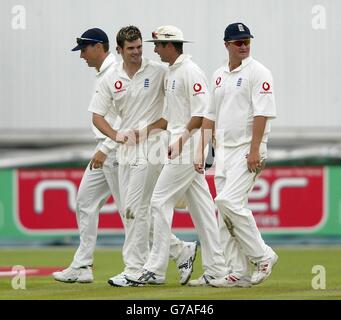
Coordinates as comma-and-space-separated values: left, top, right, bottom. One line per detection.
115, 131, 129, 144
246, 150, 262, 173
122, 130, 138, 146
168, 140, 182, 160
194, 151, 205, 174
124, 128, 148, 146
90, 150, 107, 170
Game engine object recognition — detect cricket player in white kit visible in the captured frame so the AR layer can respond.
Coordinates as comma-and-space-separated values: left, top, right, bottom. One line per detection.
89, 26, 197, 287
53, 28, 122, 283
195, 23, 278, 287
126, 26, 227, 286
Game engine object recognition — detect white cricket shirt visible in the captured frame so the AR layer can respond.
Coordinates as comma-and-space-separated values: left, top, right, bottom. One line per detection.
90, 53, 120, 141
89, 57, 167, 163
163, 54, 209, 163
206, 57, 277, 147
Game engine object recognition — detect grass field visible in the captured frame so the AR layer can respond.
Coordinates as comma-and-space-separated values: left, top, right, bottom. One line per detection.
1, 246, 341, 300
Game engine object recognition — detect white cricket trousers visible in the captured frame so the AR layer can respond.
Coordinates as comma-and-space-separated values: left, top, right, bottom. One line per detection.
71, 144, 121, 268
118, 162, 189, 275
144, 163, 227, 278
214, 143, 274, 276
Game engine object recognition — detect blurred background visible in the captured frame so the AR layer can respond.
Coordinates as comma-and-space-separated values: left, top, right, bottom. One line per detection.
1, 0, 340, 246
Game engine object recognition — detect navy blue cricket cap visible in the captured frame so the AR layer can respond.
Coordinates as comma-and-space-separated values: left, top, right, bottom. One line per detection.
224, 23, 254, 41
71, 28, 109, 51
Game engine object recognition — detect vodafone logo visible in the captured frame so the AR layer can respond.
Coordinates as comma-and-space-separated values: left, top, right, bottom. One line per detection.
216, 77, 221, 86
260, 81, 272, 95
193, 83, 202, 92
114, 80, 123, 90
262, 82, 270, 91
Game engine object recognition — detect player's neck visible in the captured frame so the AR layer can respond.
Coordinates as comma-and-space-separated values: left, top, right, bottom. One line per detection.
228, 58, 242, 71
123, 60, 142, 79
168, 53, 181, 66
95, 52, 110, 72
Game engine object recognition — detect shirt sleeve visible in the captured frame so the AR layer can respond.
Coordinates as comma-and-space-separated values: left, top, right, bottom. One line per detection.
88, 75, 114, 116
186, 66, 210, 118
99, 138, 118, 155
204, 74, 217, 121
251, 66, 277, 119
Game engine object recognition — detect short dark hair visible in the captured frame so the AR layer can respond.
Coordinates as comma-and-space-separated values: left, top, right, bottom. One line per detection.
160, 42, 183, 54
102, 42, 109, 52
116, 26, 142, 48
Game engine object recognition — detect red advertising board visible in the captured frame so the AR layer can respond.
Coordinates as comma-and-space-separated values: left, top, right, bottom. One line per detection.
17, 169, 123, 232
16, 167, 325, 233
248, 167, 325, 230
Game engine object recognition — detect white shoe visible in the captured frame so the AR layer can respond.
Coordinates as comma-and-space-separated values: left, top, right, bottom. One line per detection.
176, 241, 198, 285
210, 274, 251, 288
187, 274, 215, 287
108, 273, 144, 287
126, 269, 165, 285
251, 253, 278, 285
52, 266, 93, 283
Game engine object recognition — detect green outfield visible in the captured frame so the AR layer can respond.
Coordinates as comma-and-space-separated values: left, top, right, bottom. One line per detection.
1, 246, 341, 300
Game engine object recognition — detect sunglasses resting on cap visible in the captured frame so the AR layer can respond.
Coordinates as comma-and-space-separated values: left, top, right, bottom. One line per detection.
76, 37, 104, 44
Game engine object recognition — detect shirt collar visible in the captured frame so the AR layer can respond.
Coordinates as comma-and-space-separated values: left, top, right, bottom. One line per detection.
97, 53, 116, 76
225, 56, 253, 73
169, 54, 191, 70
118, 56, 149, 78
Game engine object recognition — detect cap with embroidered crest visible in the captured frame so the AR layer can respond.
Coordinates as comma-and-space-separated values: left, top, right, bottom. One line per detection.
224, 23, 254, 41
145, 25, 192, 43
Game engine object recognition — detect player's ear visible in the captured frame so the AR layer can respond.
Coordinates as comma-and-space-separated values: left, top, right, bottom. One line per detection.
116, 46, 122, 55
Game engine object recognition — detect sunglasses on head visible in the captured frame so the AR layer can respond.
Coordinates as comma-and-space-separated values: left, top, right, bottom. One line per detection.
228, 39, 251, 47
76, 37, 103, 44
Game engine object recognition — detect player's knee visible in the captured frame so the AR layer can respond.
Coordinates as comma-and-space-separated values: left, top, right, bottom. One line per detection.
215, 197, 238, 214
76, 194, 87, 211
150, 195, 169, 214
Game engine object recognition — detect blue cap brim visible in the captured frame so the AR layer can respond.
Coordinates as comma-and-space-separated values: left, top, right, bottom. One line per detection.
71, 43, 87, 51
71, 40, 102, 51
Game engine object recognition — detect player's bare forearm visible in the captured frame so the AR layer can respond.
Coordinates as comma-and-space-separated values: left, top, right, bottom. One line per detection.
247, 116, 267, 172
194, 118, 214, 173
129, 118, 167, 146
180, 116, 203, 146
201, 117, 215, 149
92, 113, 125, 143
250, 116, 267, 152
146, 118, 168, 135
168, 117, 203, 160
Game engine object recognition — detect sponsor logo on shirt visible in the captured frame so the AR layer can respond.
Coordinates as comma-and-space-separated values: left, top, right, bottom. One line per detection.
216, 77, 221, 86
260, 81, 273, 94
193, 83, 205, 96
237, 78, 242, 87
172, 80, 176, 90
114, 80, 122, 90
144, 78, 150, 88
114, 80, 126, 93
